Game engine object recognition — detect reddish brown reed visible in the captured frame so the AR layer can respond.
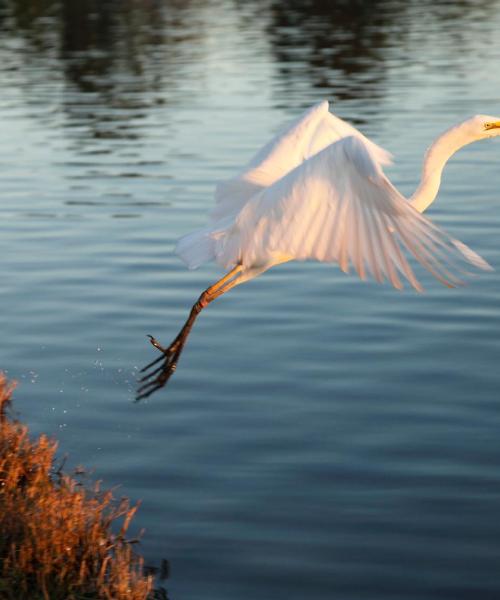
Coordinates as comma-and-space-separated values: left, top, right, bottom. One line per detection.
0, 374, 161, 600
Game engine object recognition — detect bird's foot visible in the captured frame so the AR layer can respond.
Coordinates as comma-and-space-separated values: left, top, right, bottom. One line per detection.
136, 335, 182, 401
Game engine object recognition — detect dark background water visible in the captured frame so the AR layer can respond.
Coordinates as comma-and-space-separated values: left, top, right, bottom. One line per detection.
1, 1, 500, 598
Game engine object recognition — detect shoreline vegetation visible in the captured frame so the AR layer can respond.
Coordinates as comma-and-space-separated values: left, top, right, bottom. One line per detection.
0, 374, 166, 600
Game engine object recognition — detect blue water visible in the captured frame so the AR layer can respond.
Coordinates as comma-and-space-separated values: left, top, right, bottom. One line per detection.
1, 1, 500, 598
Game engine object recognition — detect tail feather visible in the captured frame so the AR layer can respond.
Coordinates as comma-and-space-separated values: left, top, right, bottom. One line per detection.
175, 227, 216, 269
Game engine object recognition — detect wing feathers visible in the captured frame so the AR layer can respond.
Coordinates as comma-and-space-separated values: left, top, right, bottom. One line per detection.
215, 136, 491, 291
178, 101, 491, 291
212, 100, 392, 221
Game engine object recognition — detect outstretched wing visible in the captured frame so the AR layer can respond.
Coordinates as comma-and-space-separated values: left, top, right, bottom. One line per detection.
212, 100, 392, 221
215, 136, 491, 291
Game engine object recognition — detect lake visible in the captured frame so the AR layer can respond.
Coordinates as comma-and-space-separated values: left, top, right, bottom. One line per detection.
1, 1, 500, 598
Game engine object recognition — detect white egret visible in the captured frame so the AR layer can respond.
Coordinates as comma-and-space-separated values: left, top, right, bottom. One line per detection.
137, 101, 500, 400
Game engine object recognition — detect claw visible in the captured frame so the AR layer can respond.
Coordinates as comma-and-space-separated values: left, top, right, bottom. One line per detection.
136, 382, 164, 402
136, 334, 184, 401
136, 361, 178, 401
147, 335, 167, 352
139, 363, 167, 382
139, 336, 180, 373
139, 353, 166, 373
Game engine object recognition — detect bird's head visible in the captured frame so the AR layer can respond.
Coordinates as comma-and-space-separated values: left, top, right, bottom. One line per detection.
463, 114, 500, 141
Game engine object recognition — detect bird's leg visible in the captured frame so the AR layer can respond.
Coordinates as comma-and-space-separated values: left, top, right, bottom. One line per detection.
136, 264, 243, 400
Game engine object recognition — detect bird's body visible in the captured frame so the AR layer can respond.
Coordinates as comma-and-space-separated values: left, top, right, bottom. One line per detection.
176, 101, 495, 290
137, 101, 500, 399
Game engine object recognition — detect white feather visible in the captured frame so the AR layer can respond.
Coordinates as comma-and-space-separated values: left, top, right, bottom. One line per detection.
211, 100, 392, 221
176, 102, 493, 290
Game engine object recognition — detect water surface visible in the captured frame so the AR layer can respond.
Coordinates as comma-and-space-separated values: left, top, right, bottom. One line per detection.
1, 1, 500, 598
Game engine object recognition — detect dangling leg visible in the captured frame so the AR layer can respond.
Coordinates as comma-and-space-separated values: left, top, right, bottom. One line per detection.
136, 264, 243, 400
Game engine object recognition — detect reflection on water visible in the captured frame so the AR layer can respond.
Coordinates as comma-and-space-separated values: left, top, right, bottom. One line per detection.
1, 1, 500, 599
269, 0, 398, 103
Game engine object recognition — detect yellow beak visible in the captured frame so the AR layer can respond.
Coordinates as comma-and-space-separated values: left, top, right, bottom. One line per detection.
484, 121, 500, 130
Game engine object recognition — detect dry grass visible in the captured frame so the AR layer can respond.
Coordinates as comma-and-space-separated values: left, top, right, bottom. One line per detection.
0, 374, 165, 600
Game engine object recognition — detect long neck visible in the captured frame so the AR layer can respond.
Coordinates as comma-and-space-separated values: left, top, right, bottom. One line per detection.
409, 124, 472, 213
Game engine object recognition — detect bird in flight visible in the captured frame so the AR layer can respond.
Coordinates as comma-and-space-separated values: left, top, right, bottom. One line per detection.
137, 101, 500, 400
